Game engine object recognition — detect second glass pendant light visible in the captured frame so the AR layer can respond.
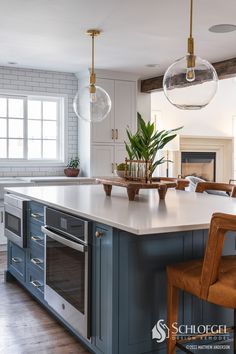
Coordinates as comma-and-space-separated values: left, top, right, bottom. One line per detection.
73, 30, 112, 123
163, 0, 218, 110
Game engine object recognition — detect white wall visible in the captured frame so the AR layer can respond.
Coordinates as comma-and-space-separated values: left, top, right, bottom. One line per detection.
151, 77, 236, 136
137, 80, 151, 122
0, 66, 78, 177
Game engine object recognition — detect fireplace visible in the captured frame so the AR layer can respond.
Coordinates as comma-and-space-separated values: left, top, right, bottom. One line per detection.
181, 152, 216, 181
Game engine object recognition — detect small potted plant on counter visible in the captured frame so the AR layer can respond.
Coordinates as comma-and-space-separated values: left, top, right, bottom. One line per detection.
115, 163, 126, 178
64, 157, 80, 177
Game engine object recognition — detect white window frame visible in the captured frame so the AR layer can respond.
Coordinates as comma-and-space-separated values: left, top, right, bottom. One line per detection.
0, 90, 68, 167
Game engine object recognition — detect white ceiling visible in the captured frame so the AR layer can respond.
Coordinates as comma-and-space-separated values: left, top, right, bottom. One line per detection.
0, 0, 236, 78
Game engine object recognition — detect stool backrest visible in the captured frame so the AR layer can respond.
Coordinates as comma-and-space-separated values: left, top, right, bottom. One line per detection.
159, 177, 189, 191
195, 182, 236, 196
200, 213, 236, 299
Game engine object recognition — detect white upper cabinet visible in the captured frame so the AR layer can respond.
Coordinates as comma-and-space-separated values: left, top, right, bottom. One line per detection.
114, 80, 136, 143
77, 70, 138, 177
91, 79, 115, 143
91, 78, 136, 144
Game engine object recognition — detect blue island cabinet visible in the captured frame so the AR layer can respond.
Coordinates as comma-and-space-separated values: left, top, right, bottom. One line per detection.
7, 202, 236, 354
92, 227, 236, 354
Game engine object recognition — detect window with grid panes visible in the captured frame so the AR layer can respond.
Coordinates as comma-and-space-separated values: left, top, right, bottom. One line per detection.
0, 94, 64, 163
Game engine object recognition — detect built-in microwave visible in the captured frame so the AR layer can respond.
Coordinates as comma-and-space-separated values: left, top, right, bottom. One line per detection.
4, 194, 30, 248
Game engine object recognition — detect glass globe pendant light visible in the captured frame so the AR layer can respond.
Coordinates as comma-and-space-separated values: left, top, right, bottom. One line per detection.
163, 0, 218, 110
73, 29, 112, 122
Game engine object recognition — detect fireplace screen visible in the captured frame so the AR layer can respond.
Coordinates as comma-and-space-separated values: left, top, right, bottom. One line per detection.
181, 152, 216, 181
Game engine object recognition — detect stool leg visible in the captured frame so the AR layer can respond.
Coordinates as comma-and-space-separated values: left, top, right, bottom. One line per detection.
234, 309, 236, 354
167, 283, 179, 354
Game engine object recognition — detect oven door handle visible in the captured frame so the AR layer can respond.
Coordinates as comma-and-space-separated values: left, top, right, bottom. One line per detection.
41, 226, 86, 253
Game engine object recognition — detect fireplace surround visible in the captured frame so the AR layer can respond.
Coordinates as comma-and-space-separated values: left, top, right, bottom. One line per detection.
171, 136, 233, 183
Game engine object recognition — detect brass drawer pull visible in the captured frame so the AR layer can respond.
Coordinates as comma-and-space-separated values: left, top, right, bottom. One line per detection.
31, 258, 43, 265
31, 212, 43, 219
30, 280, 43, 288
115, 129, 118, 139
95, 231, 104, 238
112, 129, 115, 140
31, 235, 44, 243
12, 257, 22, 263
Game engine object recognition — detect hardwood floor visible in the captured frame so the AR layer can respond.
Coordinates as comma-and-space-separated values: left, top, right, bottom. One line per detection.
0, 251, 90, 354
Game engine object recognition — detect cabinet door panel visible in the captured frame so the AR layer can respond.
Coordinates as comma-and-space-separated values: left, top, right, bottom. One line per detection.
27, 265, 44, 300
93, 223, 116, 354
91, 78, 115, 143
114, 145, 127, 166
8, 241, 26, 282
115, 80, 136, 143
91, 145, 114, 177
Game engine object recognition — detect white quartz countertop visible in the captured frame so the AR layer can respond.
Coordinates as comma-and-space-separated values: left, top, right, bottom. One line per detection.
5, 185, 236, 235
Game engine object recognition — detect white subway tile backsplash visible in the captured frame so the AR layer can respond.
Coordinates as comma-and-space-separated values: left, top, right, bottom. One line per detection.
0, 66, 78, 177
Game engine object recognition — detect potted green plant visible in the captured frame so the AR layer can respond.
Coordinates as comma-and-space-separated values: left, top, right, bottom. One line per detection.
115, 163, 126, 178
64, 157, 80, 177
124, 113, 182, 179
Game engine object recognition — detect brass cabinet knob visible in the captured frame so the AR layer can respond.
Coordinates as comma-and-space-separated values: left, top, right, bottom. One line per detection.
95, 231, 103, 238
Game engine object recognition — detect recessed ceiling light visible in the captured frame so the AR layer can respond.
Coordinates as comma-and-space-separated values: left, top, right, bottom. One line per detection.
146, 64, 159, 68
8, 61, 17, 65
209, 24, 236, 33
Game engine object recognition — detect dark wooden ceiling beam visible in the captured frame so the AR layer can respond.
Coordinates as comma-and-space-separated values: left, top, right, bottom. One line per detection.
141, 57, 236, 93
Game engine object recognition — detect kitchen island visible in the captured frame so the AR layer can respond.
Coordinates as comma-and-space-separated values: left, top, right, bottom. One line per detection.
4, 185, 236, 354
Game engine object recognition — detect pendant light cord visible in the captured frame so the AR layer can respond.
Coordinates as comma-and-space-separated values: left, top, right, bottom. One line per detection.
87, 29, 100, 88
91, 34, 95, 76
189, 0, 193, 38
187, 0, 194, 57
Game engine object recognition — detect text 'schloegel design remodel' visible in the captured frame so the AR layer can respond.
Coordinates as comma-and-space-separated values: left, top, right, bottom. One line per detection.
152, 319, 229, 345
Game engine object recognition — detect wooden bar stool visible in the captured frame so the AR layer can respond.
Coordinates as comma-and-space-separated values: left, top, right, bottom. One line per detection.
167, 212, 236, 354
195, 181, 236, 197
159, 177, 190, 191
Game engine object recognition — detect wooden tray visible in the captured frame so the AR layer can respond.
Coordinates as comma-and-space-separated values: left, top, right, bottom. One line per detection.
96, 177, 177, 201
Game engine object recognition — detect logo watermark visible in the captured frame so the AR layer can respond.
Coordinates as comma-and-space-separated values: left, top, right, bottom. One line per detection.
152, 319, 232, 350
152, 319, 170, 343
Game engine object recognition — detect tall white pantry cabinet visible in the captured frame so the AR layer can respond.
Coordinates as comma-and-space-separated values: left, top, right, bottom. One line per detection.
77, 70, 138, 177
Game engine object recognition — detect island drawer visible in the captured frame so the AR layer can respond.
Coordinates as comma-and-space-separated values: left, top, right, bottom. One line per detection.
29, 202, 44, 225
8, 241, 25, 283
27, 266, 44, 300
28, 223, 45, 248
28, 245, 44, 272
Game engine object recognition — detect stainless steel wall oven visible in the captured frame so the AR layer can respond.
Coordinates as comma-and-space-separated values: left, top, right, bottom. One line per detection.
42, 207, 91, 339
